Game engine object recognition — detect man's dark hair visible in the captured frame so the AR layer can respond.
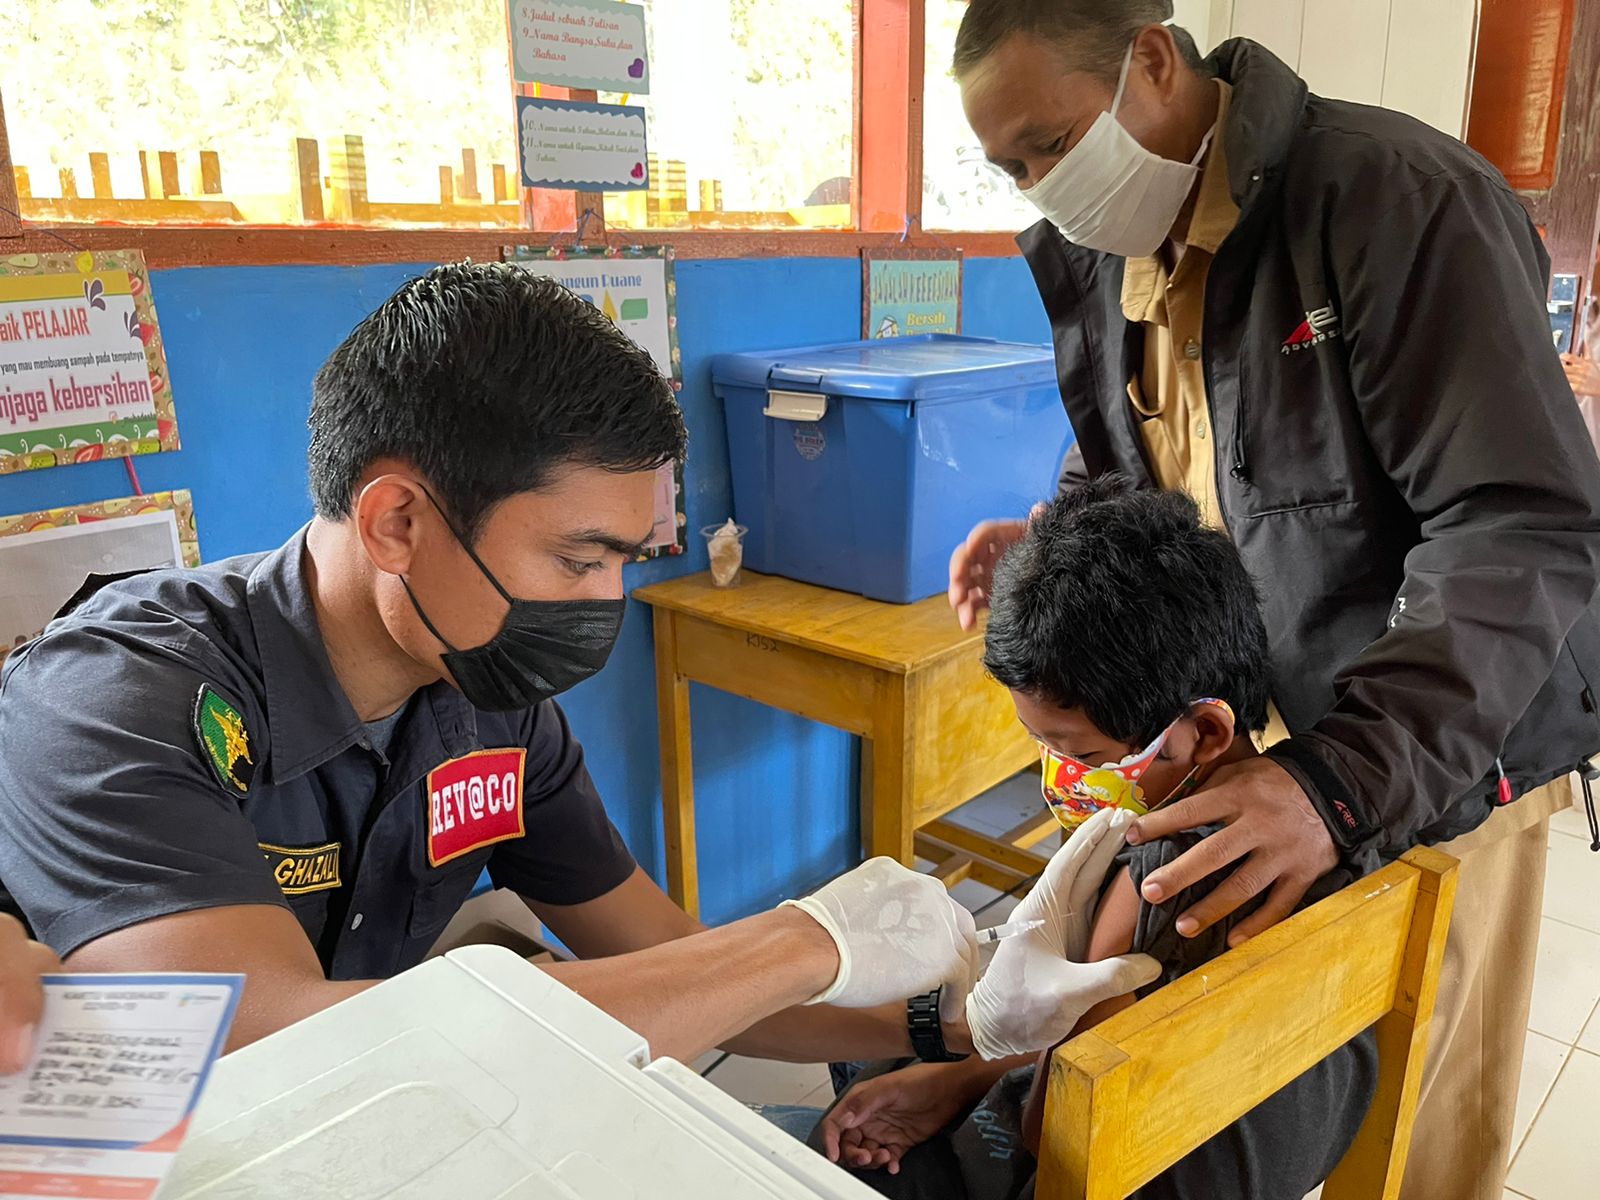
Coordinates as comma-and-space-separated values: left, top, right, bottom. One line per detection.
984, 477, 1271, 744
309, 261, 687, 539
954, 0, 1207, 82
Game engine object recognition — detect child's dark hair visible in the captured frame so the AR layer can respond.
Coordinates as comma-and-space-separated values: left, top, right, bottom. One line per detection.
983, 477, 1271, 744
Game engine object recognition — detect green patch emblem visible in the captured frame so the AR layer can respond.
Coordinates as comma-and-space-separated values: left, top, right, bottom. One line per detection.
192, 684, 255, 794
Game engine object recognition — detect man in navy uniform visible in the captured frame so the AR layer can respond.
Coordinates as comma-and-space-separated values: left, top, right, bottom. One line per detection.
0, 263, 1150, 1071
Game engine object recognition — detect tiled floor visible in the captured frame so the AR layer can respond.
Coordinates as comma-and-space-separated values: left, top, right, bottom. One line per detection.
700, 775, 1600, 1198
1506, 806, 1600, 1199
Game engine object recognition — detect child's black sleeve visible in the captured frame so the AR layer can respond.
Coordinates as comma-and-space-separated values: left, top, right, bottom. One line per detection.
1118, 827, 1359, 992
1108, 830, 1377, 1200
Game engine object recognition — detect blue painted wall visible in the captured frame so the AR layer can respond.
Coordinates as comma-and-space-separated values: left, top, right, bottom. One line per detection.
0, 254, 1049, 925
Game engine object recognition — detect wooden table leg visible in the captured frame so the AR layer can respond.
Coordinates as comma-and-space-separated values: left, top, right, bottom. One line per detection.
861, 674, 917, 866
652, 608, 699, 917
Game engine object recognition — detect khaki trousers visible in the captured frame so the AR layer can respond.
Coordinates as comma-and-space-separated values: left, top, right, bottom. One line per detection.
1398, 779, 1573, 1199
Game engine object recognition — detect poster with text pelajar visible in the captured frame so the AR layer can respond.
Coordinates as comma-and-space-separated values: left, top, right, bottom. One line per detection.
504, 244, 685, 558
0, 249, 178, 474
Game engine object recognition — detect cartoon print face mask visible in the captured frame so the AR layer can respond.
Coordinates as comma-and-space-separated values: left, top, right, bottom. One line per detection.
1039, 698, 1235, 834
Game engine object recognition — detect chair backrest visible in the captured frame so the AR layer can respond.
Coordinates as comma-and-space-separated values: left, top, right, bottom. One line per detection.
1035, 845, 1458, 1200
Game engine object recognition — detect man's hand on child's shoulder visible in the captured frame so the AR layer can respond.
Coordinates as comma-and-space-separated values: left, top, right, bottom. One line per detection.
1126, 757, 1338, 948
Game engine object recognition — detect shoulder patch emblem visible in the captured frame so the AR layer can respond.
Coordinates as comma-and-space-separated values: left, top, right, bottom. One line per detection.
192, 684, 255, 794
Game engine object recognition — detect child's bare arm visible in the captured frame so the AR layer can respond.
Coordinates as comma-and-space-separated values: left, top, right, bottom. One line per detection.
1021, 866, 1144, 1154
1078, 864, 1142, 1022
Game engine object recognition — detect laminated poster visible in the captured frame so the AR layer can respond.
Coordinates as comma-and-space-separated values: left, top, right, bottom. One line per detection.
0, 250, 178, 475
0, 490, 199, 665
862, 248, 964, 340
509, 0, 650, 93
504, 245, 685, 558
517, 97, 649, 192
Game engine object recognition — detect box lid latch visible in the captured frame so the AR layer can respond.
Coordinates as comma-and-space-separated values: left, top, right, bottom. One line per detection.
763, 389, 828, 422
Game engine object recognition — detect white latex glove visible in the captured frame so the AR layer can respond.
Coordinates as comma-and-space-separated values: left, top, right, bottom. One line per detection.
782, 858, 978, 1019
966, 807, 1162, 1060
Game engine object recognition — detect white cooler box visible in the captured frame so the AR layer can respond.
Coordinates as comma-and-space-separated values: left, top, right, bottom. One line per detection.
160, 946, 873, 1199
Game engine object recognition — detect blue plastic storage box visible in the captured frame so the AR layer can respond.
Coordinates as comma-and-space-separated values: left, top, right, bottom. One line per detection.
711, 334, 1073, 604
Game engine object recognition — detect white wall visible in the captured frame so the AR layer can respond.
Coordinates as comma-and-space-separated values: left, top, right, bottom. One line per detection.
1175, 0, 1480, 138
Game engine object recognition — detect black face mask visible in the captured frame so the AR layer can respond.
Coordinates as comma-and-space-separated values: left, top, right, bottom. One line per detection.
401, 496, 625, 712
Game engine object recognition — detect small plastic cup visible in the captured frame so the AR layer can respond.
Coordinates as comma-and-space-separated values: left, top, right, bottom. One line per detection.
701, 522, 748, 588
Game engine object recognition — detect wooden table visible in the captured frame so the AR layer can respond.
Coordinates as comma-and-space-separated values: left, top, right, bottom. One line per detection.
634, 571, 1049, 917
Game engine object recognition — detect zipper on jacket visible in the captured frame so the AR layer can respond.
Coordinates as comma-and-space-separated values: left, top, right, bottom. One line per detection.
1201, 307, 1247, 525
1200, 244, 1250, 509
1229, 379, 1250, 484
1581, 759, 1600, 852
1226, 325, 1251, 484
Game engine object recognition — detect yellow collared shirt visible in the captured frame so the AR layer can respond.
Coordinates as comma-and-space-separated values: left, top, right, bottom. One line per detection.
1120, 81, 1291, 749
1121, 80, 1240, 535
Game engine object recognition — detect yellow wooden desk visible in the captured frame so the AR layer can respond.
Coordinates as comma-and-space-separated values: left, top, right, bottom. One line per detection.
633, 570, 1044, 917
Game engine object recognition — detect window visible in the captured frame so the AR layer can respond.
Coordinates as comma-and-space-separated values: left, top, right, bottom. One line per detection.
920, 0, 1036, 233
2, 0, 855, 233
2, 1, 521, 228
599, 0, 855, 231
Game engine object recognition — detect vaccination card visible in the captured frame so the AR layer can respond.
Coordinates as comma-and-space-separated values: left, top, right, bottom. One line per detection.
0, 974, 242, 1199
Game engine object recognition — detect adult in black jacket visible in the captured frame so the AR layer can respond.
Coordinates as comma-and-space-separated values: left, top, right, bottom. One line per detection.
944, 3, 1600, 1197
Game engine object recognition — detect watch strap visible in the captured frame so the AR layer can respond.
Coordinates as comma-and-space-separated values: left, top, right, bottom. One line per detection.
907, 987, 965, 1063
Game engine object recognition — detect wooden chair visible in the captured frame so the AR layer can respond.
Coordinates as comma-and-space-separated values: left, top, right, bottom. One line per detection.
1036, 845, 1459, 1200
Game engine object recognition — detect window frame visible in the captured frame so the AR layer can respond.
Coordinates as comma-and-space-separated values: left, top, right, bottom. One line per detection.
0, 0, 1022, 266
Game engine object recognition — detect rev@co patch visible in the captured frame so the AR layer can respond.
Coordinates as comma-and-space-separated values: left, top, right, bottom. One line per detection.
426, 748, 527, 867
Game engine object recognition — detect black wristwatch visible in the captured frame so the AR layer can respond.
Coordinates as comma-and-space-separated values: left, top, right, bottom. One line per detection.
907, 987, 967, 1063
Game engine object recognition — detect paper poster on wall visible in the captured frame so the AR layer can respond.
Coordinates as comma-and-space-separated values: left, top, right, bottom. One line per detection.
0, 249, 178, 475
0, 490, 199, 663
862, 249, 964, 340
517, 97, 649, 192
509, 0, 650, 92
504, 245, 685, 558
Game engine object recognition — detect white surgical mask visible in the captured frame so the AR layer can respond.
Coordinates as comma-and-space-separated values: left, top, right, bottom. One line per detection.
1021, 41, 1212, 258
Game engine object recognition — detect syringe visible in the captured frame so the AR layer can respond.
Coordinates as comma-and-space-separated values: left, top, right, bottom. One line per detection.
975, 918, 1046, 945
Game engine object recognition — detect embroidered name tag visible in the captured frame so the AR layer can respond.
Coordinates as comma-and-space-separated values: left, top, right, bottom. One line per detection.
261, 841, 343, 895
426, 748, 527, 868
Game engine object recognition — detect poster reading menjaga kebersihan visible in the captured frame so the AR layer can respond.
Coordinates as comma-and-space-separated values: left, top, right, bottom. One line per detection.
0, 249, 179, 474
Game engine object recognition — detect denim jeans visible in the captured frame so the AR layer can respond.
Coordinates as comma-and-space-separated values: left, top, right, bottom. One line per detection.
830, 1059, 870, 1095
751, 1103, 825, 1141
751, 1060, 872, 1142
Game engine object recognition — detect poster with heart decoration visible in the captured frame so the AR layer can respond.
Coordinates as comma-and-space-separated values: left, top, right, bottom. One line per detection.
508, 0, 650, 93
517, 97, 649, 192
